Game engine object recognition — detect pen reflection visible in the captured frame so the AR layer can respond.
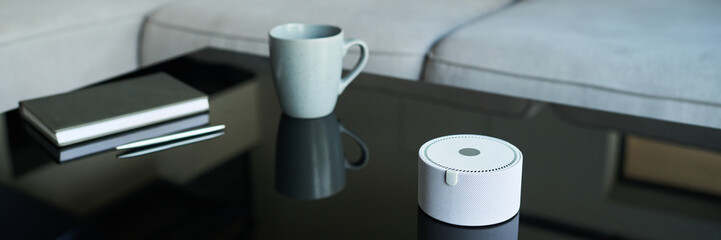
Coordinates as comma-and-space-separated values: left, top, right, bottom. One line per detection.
275, 113, 369, 200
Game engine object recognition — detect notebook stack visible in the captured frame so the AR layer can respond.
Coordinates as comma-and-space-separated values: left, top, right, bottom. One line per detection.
19, 73, 210, 161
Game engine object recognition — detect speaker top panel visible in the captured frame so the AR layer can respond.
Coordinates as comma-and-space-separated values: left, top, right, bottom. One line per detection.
419, 134, 521, 173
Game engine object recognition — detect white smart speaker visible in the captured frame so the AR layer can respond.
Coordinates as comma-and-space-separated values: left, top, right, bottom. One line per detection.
418, 134, 523, 226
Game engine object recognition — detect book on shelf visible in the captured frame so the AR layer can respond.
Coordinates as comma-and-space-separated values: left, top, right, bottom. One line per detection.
20, 73, 209, 147
25, 113, 210, 162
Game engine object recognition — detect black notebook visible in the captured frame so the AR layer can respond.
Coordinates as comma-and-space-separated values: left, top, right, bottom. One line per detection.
20, 73, 209, 146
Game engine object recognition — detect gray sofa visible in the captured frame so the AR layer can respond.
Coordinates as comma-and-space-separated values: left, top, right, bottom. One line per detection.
2, 0, 720, 129
0, 0, 178, 113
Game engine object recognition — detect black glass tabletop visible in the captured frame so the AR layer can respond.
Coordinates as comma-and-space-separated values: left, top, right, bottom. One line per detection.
1, 49, 720, 240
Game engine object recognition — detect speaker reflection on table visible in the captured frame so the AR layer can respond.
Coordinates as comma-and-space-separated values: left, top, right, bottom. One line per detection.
418, 208, 519, 240
275, 113, 369, 200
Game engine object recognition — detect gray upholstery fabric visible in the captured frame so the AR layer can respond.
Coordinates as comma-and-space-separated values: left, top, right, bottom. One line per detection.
0, 0, 177, 113
140, 0, 513, 80
425, 0, 721, 129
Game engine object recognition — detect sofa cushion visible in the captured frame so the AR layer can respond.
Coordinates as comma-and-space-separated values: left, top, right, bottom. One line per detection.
140, 0, 513, 80
0, 0, 177, 113
425, 0, 721, 129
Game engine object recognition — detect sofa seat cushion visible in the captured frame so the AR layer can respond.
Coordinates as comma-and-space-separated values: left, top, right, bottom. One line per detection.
425, 0, 721, 129
140, 0, 513, 80
0, 0, 177, 113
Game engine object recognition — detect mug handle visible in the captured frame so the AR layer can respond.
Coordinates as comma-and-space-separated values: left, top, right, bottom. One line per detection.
339, 123, 369, 170
338, 39, 369, 94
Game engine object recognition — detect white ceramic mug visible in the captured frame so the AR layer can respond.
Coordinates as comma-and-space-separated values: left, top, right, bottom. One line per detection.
269, 23, 369, 119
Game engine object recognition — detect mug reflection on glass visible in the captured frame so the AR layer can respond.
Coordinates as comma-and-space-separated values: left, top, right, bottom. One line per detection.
418, 208, 519, 240
275, 113, 369, 200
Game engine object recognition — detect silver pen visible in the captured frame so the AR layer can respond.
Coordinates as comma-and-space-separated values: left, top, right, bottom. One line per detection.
117, 131, 225, 158
115, 125, 226, 150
